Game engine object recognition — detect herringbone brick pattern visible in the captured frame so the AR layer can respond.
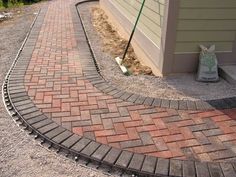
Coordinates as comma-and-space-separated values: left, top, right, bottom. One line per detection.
24, 0, 236, 162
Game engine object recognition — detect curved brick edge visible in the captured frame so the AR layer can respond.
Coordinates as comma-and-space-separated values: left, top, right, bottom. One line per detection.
2, 1, 236, 177
76, 1, 236, 111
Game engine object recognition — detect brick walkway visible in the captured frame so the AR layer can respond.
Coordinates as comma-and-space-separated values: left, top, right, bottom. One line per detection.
22, 0, 236, 162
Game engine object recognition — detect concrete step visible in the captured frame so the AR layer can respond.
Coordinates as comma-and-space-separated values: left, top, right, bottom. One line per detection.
219, 65, 236, 84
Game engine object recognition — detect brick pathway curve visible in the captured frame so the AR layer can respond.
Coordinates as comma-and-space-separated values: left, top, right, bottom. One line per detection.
24, 0, 236, 162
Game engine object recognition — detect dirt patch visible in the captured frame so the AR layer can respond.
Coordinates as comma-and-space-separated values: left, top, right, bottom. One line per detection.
91, 7, 152, 75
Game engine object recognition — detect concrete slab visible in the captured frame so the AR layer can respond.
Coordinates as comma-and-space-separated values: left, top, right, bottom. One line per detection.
219, 65, 236, 84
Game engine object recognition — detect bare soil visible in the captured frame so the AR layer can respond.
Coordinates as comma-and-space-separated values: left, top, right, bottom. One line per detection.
91, 7, 152, 75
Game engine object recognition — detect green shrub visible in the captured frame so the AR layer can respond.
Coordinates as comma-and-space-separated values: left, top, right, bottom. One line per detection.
0, 0, 40, 8
1, 0, 9, 8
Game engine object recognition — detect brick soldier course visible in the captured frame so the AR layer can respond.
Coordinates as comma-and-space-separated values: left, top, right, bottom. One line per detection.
3, 0, 236, 176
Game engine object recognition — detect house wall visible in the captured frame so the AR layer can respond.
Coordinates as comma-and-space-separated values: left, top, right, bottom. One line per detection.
109, 0, 165, 47
176, 0, 236, 53
100, 0, 167, 76
101, 0, 236, 75
171, 0, 236, 73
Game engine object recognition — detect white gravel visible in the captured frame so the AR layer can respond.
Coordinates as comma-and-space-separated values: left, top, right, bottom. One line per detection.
0, 109, 114, 177
79, 2, 236, 101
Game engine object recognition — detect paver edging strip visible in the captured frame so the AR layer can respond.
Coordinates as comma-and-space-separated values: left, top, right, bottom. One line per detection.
2, 0, 236, 177
76, 0, 236, 111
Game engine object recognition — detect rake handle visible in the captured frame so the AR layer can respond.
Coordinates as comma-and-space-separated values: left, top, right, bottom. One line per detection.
122, 0, 146, 60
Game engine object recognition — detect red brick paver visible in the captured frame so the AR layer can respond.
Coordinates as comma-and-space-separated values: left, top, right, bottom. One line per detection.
24, 0, 236, 162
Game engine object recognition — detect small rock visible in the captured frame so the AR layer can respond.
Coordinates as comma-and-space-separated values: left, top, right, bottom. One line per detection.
3, 12, 13, 18
144, 68, 152, 75
133, 60, 139, 65
89, 173, 95, 177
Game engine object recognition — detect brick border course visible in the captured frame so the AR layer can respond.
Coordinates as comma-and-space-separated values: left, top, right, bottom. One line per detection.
2, 0, 236, 177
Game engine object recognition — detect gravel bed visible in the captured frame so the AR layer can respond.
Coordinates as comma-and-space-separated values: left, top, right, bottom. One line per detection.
78, 2, 236, 101
0, 4, 113, 177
